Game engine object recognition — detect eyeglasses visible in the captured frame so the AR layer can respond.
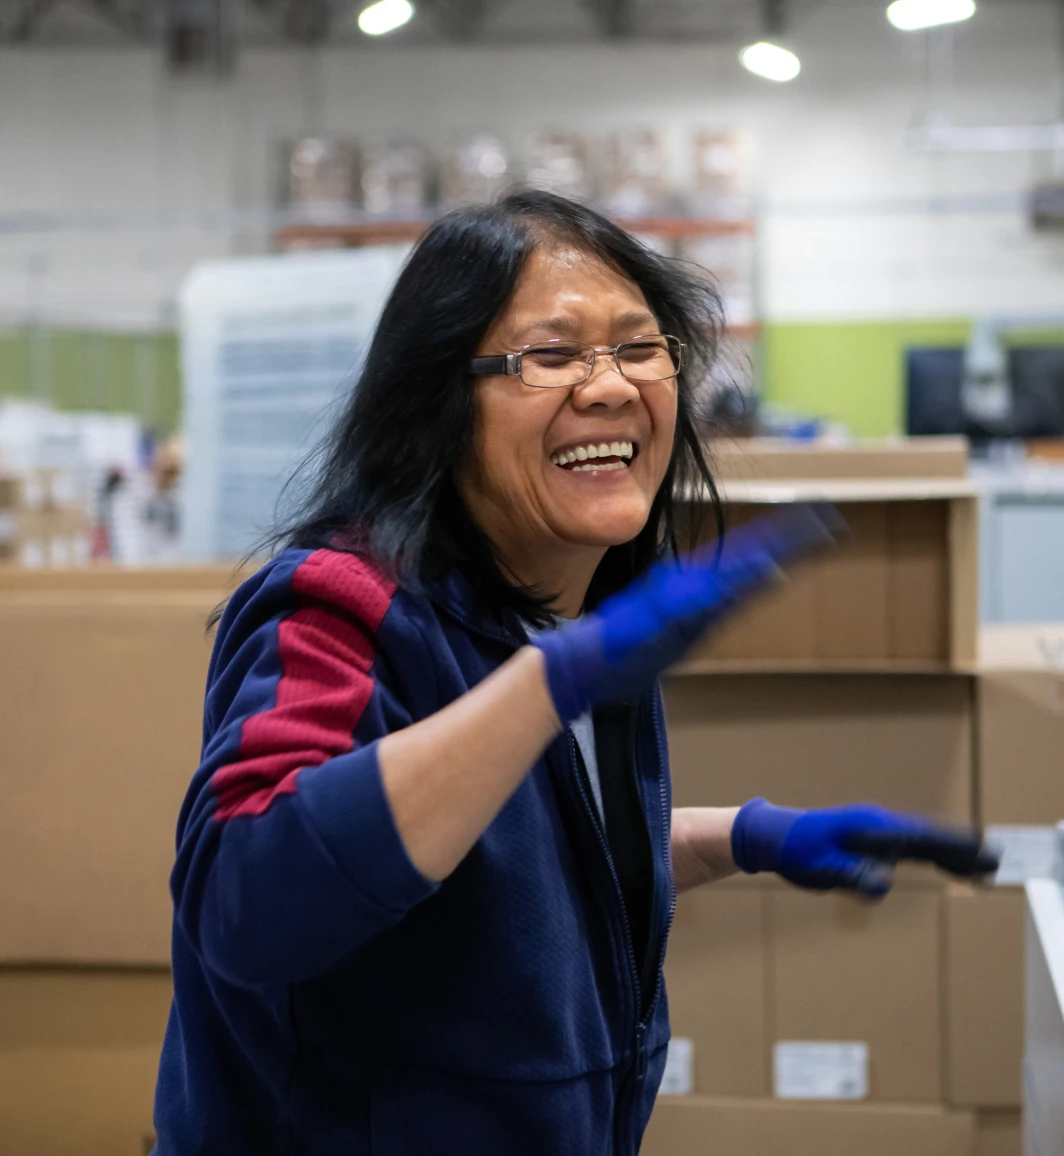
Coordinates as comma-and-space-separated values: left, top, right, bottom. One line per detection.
469, 334, 685, 389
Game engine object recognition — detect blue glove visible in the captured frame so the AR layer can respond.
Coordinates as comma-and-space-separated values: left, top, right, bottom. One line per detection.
731, 798, 1001, 897
532, 504, 841, 725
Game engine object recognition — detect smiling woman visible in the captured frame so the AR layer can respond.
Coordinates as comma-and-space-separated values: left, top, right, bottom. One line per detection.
151, 190, 996, 1156
271, 190, 726, 623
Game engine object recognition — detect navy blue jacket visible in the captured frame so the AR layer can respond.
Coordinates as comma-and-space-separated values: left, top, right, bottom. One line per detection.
153, 546, 676, 1155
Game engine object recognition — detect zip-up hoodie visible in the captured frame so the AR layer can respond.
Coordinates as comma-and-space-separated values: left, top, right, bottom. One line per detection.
152, 546, 675, 1155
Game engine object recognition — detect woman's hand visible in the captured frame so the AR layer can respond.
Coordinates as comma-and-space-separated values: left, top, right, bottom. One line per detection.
730, 799, 1001, 897
531, 504, 840, 725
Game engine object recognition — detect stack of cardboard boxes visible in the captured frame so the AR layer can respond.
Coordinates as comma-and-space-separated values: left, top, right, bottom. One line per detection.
0, 438, 1056, 1155
645, 439, 1053, 1156
0, 567, 233, 1155
0, 470, 91, 568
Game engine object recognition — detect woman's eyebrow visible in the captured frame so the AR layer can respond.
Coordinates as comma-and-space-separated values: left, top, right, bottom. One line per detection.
516, 311, 659, 340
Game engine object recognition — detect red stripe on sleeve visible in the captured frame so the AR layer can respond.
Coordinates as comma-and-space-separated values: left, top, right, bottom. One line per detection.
211, 551, 396, 822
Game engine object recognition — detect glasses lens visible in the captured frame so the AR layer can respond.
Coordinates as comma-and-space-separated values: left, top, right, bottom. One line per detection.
616, 336, 681, 381
520, 343, 594, 388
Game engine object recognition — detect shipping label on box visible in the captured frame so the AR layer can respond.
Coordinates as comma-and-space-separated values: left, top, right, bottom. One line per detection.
658, 1038, 695, 1096
773, 1041, 869, 1100
987, 825, 1057, 886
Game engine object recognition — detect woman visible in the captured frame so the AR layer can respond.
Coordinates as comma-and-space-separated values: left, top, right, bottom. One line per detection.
153, 191, 993, 1155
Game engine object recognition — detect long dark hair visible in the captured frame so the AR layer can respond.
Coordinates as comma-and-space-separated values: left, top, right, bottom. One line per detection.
270, 189, 725, 626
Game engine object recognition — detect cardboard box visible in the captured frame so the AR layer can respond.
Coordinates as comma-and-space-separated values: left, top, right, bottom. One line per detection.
0, 564, 244, 592
945, 887, 1025, 1107
0, 592, 217, 963
664, 889, 768, 1097
641, 1096, 975, 1156
0, 967, 170, 1156
664, 673, 974, 876
975, 1110, 1022, 1156
770, 889, 943, 1102
678, 484, 979, 672
978, 626, 1064, 825
709, 437, 970, 482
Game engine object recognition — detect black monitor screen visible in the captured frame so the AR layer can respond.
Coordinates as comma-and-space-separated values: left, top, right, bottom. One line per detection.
905, 346, 1064, 440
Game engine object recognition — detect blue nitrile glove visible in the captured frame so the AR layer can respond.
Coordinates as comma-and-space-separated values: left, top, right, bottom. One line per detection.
532, 504, 841, 725
731, 798, 1001, 898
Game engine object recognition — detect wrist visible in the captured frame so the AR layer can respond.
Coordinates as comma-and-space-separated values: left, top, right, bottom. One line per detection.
730, 798, 803, 875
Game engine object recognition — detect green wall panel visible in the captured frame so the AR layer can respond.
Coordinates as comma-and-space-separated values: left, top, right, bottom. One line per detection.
0, 328, 181, 433
763, 319, 972, 438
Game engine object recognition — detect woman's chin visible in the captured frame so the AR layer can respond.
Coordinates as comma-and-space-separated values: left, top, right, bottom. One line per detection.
556, 505, 653, 550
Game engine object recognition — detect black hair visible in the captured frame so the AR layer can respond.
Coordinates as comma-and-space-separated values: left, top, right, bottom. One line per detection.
267, 189, 725, 627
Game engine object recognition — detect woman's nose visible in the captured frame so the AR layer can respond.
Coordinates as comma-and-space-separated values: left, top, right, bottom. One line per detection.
571, 356, 640, 409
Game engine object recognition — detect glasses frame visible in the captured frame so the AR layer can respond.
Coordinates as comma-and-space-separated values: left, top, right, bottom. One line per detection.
469, 334, 686, 389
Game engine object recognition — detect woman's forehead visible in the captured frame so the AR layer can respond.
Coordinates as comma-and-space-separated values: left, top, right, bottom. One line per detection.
496, 244, 654, 338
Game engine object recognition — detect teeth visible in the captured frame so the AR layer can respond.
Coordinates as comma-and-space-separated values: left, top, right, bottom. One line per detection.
550, 441, 636, 467
571, 461, 627, 472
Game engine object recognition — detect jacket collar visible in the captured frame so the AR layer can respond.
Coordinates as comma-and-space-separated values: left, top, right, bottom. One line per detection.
427, 569, 529, 651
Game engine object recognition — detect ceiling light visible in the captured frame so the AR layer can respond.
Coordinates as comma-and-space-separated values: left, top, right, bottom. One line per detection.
358, 0, 414, 36
886, 0, 975, 31
740, 41, 801, 83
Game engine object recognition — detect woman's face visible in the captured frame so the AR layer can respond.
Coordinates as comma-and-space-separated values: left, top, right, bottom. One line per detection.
458, 244, 679, 579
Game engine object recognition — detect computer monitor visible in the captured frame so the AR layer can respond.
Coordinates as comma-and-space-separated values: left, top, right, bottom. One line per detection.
905, 346, 1064, 440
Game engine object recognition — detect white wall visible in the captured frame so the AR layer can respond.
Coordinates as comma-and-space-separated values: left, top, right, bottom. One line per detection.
2, 0, 1064, 330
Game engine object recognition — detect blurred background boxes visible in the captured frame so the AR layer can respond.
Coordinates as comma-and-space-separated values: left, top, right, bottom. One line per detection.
975, 1111, 1023, 1156
522, 130, 593, 201
360, 140, 432, 217
664, 674, 973, 835
600, 129, 670, 218
438, 134, 510, 208
666, 888, 945, 1103
0, 585, 224, 965
977, 625, 1064, 825
641, 1097, 975, 1156
663, 889, 767, 1097
680, 484, 979, 672
0, 969, 168, 1156
944, 886, 1025, 1109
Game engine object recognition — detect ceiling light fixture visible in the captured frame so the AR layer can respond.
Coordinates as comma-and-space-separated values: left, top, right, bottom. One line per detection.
886, 0, 976, 31
357, 0, 414, 36
739, 40, 801, 82
740, 1, 801, 83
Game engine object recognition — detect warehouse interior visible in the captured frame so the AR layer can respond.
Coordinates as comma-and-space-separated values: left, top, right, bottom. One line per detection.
2, 1, 1064, 1154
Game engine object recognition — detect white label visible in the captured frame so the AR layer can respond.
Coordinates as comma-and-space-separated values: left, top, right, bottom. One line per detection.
19, 540, 45, 569
773, 1041, 869, 1100
658, 1037, 694, 1096
987, 826, 1057, 886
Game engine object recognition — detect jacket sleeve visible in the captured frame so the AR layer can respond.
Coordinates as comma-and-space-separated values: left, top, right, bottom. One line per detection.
170, 551, 438, 988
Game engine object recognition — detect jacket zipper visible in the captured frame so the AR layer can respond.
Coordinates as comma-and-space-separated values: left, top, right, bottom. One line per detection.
568, 705, 669, 1156
644, 691, 677, 1026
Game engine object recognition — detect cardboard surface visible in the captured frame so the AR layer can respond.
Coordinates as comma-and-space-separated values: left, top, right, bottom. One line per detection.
975, 1111, 1022, 1156
676, 495, 976, 672
0, 593, 217, 963
770, 890, 943, 1103
977, 628, 1064, 825
663, 889, 768, 1097
0, 565, 244, 592
664, 674, 974, 891
642, 1096, 975, 1156
945, 887, 1025, 1108
0, 968, 170, 1156
709, 437, 970, 482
